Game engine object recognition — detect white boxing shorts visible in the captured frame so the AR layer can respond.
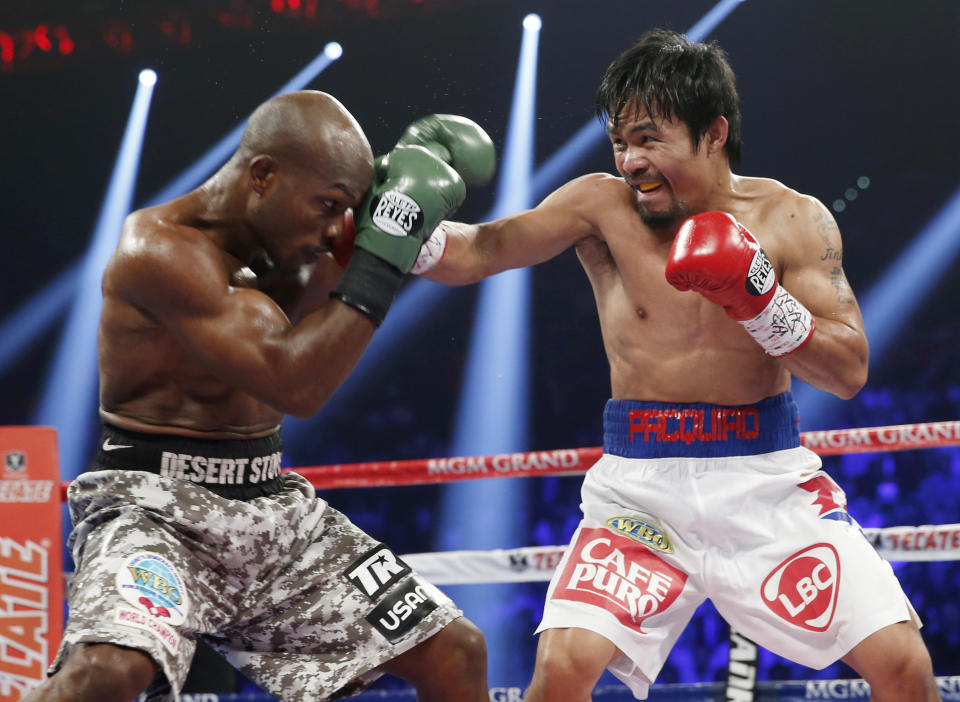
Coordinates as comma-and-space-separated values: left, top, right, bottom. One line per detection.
536, 393, 916, 700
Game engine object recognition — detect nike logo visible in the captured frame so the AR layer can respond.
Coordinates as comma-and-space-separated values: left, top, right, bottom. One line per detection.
102, 437, 134, 452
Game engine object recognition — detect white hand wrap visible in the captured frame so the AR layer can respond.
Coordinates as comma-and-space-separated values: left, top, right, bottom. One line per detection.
739, 285, 816, 357
411, 224, 448, 275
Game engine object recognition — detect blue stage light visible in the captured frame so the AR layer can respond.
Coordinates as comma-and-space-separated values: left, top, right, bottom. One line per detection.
434, 15, 541, 687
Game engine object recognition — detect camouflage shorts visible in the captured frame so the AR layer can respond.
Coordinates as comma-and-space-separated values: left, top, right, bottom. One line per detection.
53, 470, 461, 701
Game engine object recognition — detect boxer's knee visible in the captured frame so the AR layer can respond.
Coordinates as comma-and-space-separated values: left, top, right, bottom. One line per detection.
432, 616, 487, 679
524, 629, 616, 702
34, 643, 158, 702
380, 616, 487, 694
842, 621, 939, 702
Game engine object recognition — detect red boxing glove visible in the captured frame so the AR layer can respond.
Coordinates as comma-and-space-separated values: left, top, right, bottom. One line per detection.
665, 211, 776, 320
666, 211, 815, 356
330, 208, 356, 268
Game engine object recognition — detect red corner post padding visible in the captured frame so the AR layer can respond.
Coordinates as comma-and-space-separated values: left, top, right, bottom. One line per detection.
0, 426, 63, 700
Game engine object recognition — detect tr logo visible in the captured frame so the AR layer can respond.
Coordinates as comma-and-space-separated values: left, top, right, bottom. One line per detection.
344, 544, 411, 599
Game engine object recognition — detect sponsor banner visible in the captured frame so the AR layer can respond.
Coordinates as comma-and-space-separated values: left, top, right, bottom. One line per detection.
863, 524, 960, 561
801, 421, 960, 456
294, 448, 601, 489
400, 522, 960, 586
402, 546, 567, 585
288, 422, 960, 490
0, 426, 62, 701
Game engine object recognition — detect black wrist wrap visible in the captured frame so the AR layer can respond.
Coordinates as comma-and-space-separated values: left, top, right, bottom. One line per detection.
330, 248, 405, 327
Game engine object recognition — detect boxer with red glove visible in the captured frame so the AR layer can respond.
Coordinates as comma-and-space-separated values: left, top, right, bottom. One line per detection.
665, 211, 815, 357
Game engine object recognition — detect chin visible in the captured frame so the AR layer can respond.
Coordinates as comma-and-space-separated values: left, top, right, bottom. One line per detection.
640, 199, 691, 230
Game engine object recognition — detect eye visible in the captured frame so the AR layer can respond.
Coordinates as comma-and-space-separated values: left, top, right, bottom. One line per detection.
314, 198, 340, 213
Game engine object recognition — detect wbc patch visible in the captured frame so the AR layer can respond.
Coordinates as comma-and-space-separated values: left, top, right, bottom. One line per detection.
114, 552, 190, 654
761, 543, 840, 632
552, 527, 688, 632
370, 190, 424, 237
343, 544, 412, 600
366, 576, 440, 644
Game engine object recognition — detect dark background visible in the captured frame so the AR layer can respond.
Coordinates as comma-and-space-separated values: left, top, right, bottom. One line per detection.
2, 0, 958, 695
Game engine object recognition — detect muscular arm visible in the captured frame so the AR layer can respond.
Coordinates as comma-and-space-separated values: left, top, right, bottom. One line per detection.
253, 254, 345, 324
424, 174, 608, 285
777, 198, 868, 399
111, 226, 373, 418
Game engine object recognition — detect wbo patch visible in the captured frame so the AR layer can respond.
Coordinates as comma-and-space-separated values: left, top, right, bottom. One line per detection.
115, 552, 189, 627
606, 516, 674, 554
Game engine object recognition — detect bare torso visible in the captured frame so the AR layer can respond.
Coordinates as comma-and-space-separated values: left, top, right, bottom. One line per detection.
98, 194, 341, 438
573, 173, 807, 405
98, 256, 283, 439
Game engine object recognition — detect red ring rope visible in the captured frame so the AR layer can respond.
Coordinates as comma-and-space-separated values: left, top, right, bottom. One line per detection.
60, 420, 960, 500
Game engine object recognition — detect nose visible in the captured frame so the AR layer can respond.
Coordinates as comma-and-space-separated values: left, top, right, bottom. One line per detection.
621, 147, 649, 176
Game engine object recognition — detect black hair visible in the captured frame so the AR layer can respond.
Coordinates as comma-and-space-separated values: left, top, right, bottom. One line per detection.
595, 29, 742, 166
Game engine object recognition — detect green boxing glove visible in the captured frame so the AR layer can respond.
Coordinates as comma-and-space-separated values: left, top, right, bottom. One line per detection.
395, 114, 496, 186
330, 146, 466, 326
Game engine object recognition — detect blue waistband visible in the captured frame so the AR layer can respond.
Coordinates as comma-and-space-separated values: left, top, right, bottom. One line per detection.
603, 392, 800, 458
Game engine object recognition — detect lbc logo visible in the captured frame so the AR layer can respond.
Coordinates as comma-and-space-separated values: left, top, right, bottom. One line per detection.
760, 543, 840, 632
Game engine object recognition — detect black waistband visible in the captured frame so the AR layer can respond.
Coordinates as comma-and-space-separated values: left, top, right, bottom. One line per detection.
90, 423, 285, 500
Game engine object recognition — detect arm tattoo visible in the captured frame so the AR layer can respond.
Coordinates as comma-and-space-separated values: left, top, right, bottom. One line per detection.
811, 210, 840, 247
830, 267, 856, 305
820, 247, 843, 262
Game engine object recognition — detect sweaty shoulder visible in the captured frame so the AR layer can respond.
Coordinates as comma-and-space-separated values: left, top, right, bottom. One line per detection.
543, 172, 637, 239
105, 206, 229, 317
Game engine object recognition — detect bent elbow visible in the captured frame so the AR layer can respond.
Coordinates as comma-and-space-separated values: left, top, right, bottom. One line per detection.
282, 381, 336, 419
284, 392, 325, 419
834, 364, 868, 400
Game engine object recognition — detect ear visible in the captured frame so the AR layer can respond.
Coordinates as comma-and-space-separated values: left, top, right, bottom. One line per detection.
704, 116, 728, 156
249, 154, 276, 196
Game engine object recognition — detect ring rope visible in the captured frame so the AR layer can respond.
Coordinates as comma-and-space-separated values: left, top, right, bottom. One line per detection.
56, 419, 960, 499
400, 521, 960, 586
293, 419, 960, 489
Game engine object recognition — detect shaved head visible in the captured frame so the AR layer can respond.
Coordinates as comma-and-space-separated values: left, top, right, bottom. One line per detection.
237, 90, 374, 180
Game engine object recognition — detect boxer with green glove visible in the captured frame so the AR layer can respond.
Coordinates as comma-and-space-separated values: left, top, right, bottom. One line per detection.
330, 114, 496, 325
